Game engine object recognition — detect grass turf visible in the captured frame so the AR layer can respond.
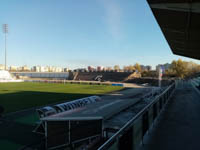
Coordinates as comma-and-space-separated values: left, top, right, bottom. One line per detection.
0, 140, 22, 150
0, 82, 123, 113
14, 112, 39, 125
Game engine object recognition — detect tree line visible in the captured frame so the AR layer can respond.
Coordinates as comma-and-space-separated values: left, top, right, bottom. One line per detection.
113, 63, 143, 72
165, 59, 200, 78
114, 59, 200, 79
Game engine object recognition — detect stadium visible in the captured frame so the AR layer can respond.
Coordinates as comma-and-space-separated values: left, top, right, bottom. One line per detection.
1, 0, 200, 150
0, 69, 174, 150
0, 70, 23, 82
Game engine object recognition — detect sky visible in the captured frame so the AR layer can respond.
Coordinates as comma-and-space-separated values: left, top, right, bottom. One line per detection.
0, 0, 199, 69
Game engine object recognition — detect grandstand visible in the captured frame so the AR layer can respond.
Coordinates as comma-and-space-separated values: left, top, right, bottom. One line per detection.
73, 72, 140, 82
0, 70, 23, 82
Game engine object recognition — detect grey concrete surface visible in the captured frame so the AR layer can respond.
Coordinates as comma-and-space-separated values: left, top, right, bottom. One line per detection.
42, 86, 152, 121
139, 81, 200, 150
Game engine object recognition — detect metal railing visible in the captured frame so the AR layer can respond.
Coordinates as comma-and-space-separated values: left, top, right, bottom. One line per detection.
98, 82, 176, 150
24, 79, 120, 86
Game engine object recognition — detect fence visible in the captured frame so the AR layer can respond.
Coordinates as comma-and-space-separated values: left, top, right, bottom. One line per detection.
12, 72, 69, 79
191, 77, 200, 94
24, 79, 124, 87
98, 81, 176, 150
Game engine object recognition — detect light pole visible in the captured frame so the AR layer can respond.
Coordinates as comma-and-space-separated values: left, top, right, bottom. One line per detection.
3, 24, 8, 71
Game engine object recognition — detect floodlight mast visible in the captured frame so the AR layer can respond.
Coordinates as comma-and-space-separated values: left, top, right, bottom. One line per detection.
3, 24, 8, 71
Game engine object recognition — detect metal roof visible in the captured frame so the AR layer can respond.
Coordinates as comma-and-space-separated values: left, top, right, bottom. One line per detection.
41, 98, 140, 121
147, 0, 200, 60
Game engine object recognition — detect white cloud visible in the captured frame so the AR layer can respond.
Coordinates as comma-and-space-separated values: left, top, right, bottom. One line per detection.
101, 0, 123, 40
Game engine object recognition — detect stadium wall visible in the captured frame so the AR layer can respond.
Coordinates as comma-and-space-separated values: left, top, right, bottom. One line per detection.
11, 72, 69, 79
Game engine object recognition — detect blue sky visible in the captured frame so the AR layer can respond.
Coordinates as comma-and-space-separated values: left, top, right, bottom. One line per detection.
0, 0, 199, 69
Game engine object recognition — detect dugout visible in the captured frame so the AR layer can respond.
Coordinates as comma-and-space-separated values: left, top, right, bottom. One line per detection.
41, 106, 104, 149
42, 117, 103, 149
41, 98, 139, 149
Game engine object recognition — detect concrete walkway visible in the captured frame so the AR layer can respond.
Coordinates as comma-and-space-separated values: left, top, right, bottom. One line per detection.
140, 81, 200, 150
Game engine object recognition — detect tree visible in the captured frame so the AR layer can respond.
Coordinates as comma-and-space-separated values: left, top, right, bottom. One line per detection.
114, 65, 120, 72
123, 65, 135, 72
163, 59, 200, 78
134, 63, 142, 73
170, 59, 188, 78
128, 65, 135, 72
187, 61, 200, 75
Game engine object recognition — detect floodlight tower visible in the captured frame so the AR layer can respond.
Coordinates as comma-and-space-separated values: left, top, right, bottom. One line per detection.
3, 24, 8, 70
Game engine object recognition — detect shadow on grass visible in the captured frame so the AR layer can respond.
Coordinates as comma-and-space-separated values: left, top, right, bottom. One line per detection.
0, 91, 95, 149
0, 91, 94, 114
0, 119, 42, 150
0, 87, 140, 149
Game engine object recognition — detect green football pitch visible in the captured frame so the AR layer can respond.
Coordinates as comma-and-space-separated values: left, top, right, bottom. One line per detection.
0, 82, 123, 150
0, 82, 123, 114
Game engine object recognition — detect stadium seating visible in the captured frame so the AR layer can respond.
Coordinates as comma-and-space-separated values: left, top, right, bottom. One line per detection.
74, 72, 133, 82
